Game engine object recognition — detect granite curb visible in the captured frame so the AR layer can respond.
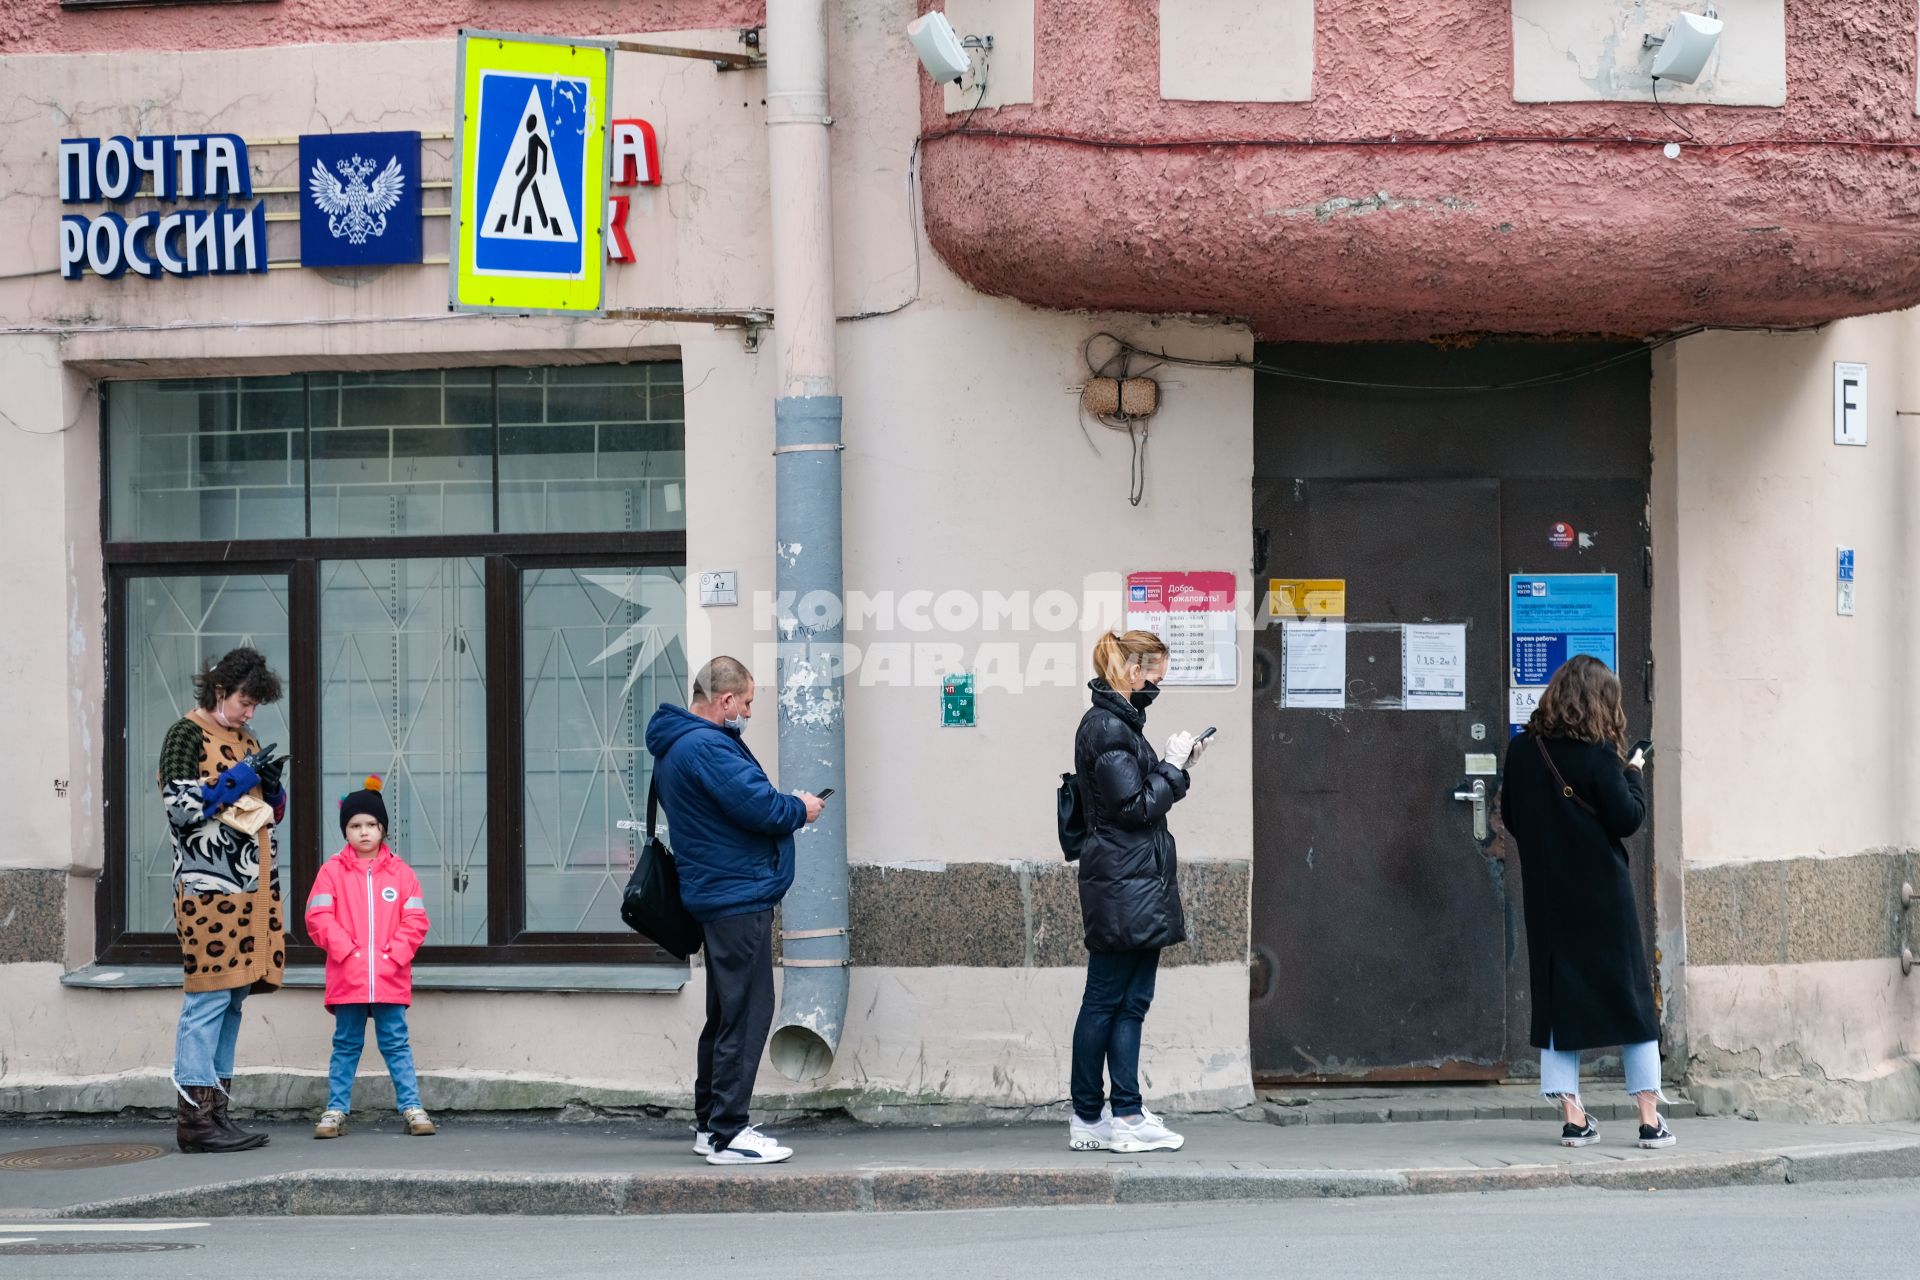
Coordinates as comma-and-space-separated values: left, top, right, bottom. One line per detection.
34, 1138, 1920, 1219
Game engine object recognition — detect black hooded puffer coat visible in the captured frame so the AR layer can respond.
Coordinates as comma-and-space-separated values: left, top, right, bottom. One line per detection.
1072, 679, 1189, 952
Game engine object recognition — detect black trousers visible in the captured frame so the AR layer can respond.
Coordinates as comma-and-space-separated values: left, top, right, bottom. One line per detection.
694, 909, 775, 1149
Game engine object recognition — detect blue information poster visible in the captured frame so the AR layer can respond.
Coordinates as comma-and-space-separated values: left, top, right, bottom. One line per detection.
1509, 574, 1618, 735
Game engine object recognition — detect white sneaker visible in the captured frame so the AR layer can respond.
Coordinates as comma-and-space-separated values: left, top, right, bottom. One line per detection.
1109, 1108, 1184, 1153
692, 1127, 713, 1157
1069, 1113, 1113, 1151
704, 1125, 793, 1166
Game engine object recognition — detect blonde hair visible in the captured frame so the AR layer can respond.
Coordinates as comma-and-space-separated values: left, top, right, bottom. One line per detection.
1092, 630, 1169, 690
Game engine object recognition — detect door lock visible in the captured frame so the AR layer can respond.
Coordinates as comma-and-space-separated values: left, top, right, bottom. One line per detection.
1452, 778, 1489, 842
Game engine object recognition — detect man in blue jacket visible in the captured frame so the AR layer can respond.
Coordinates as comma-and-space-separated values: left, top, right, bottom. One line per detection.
645, 656, 823, 1166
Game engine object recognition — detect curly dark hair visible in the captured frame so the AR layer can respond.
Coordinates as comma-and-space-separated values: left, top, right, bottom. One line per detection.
1526, 653, 1626, 758
192, 646, 283, 711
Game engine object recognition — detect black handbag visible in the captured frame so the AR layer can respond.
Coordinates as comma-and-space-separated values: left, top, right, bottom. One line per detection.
1056, 771, 1089, 862
619, 774, 703, 959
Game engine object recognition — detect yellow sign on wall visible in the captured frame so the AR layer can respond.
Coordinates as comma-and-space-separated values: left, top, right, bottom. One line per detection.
452, 30, 611, 314
1268, 578, 1347, 618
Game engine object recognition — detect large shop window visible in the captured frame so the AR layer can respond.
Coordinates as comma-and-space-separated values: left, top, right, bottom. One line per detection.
101, 366, 688, 967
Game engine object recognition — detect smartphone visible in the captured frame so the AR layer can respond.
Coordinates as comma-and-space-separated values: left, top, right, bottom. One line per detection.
816, 787, 836, 800
1195, 726, 1218, 743
1630, 739, 1654, 764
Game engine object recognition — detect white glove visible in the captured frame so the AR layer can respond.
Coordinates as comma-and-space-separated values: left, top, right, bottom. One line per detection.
1185, 733, 1210, 765
1163, 730, 1195, 771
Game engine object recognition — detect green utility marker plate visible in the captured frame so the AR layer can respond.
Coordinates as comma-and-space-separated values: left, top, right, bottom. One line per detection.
941, 673, 976, 728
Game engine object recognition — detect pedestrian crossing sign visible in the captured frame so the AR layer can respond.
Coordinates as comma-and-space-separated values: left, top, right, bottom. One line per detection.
452, 30, 611, 314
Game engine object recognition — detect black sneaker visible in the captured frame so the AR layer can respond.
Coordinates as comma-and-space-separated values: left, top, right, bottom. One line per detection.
1560, 1117, 1600, 1147
1638, 1116, 1676, 1148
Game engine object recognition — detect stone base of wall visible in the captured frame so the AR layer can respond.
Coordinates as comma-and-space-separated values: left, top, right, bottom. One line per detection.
0, 868, 65, 963
1680, 852, 1920, 1122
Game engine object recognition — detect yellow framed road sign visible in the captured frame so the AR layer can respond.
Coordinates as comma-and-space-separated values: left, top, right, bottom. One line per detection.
451, 29, 611, 314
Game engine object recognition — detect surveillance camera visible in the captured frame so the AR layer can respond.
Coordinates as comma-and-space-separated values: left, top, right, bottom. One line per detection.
1648, 11, 1723, 85
909, 11, 971, 84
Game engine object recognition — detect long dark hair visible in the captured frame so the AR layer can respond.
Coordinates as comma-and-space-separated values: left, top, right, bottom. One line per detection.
1526, 654, 1627, 758
192, 646, 283, 710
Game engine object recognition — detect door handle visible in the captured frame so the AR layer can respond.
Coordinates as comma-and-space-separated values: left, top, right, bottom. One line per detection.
1451, 778, 1489, 842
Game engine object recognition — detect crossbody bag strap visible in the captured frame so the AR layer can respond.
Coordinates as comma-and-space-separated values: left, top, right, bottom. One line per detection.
1533, 735, 1598, 818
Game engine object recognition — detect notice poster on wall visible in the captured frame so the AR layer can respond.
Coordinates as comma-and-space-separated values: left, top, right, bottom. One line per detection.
1126, 571, 1238, 686
1509, 574, 1618, 735
1403, 623, 1467, 710
1281, 620, 1346, 709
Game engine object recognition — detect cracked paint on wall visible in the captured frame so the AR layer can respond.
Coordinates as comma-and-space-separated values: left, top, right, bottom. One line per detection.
918, 0, 1920, 340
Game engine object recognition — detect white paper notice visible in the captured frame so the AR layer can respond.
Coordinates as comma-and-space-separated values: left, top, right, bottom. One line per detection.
1282, 621, 1346, 709
1508, 686, 1542, 726
1402, 623, 1467, 711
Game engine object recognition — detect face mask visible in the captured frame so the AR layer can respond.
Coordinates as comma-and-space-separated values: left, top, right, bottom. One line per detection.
724, 712, 750, 731
1129, 681, 1161, 710
213, 707, 235, 729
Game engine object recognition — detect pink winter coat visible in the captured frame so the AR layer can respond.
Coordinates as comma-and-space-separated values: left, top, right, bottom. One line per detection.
305, 846, 430, 1008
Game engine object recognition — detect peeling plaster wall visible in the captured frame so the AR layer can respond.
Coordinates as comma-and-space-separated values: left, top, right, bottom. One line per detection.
0, 4, 1253, 1111
918, 0, 1920, 340
1687, 960, 1920, 1122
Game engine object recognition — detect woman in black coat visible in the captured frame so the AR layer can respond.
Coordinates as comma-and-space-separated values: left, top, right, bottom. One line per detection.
1066, 630, 1206, 1155
1500, 654, 1672, 1149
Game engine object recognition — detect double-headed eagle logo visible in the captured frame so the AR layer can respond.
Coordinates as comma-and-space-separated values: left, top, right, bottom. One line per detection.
307, 153, 406, 246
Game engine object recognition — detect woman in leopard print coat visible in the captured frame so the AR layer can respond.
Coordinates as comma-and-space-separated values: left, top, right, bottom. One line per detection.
159, 646, 288, 1153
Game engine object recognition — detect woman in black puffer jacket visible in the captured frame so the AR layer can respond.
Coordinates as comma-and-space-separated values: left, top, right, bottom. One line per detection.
1066, 630, 1207, 1155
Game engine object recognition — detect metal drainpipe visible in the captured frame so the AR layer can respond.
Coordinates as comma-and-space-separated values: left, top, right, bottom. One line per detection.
766, 0, 849, 1081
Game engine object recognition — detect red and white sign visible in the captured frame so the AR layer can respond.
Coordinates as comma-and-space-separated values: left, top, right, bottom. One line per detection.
1125, 570, 1238, 686
606, 119, 660, 264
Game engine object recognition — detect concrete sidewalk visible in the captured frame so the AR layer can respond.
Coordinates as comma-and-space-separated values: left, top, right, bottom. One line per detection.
6, 1111, 1920, 1218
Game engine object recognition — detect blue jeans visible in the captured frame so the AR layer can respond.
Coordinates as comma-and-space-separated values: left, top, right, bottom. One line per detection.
1540, 1035, 1666, 1102
172, 986, 249, 1096
1071, 948, 1160, 1124
327, 1004, 422, 1112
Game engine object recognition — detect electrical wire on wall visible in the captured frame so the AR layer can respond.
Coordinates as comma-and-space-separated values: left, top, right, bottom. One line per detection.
1081, 334, 1162, 507
1077, 325, 1836, 396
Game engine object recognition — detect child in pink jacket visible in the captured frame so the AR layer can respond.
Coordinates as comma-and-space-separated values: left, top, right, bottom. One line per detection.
304, 776, 434, 1139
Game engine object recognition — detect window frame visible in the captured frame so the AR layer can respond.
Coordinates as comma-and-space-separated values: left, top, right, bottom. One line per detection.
97, 369, 686, 968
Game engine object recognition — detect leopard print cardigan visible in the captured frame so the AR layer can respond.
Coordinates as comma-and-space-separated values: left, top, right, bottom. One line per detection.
158, 710, 286, 994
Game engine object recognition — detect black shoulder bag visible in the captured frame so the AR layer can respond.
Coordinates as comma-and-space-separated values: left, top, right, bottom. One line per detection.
619, 772, 704, 958
1056, 772, 1089, 862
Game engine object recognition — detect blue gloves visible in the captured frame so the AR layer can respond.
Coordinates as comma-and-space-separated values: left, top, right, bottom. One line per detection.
199, 760, 262, 816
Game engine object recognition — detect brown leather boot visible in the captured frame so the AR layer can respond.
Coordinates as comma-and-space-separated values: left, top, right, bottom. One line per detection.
176, 1085, 265, 1154
212, 1078, 270, 1150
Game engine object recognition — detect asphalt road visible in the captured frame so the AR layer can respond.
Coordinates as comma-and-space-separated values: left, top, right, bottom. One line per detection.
5, 1177, 1912, 1279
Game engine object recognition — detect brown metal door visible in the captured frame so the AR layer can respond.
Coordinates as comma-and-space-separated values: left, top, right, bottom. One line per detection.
1250, 479, 1511, 1081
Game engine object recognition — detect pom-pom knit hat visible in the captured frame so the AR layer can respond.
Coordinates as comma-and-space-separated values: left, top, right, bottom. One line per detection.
338, 774, 389, 836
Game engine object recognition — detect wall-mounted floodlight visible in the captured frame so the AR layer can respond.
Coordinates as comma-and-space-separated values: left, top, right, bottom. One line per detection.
1644, 7, 1724, 84
909, 12, 972, 84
